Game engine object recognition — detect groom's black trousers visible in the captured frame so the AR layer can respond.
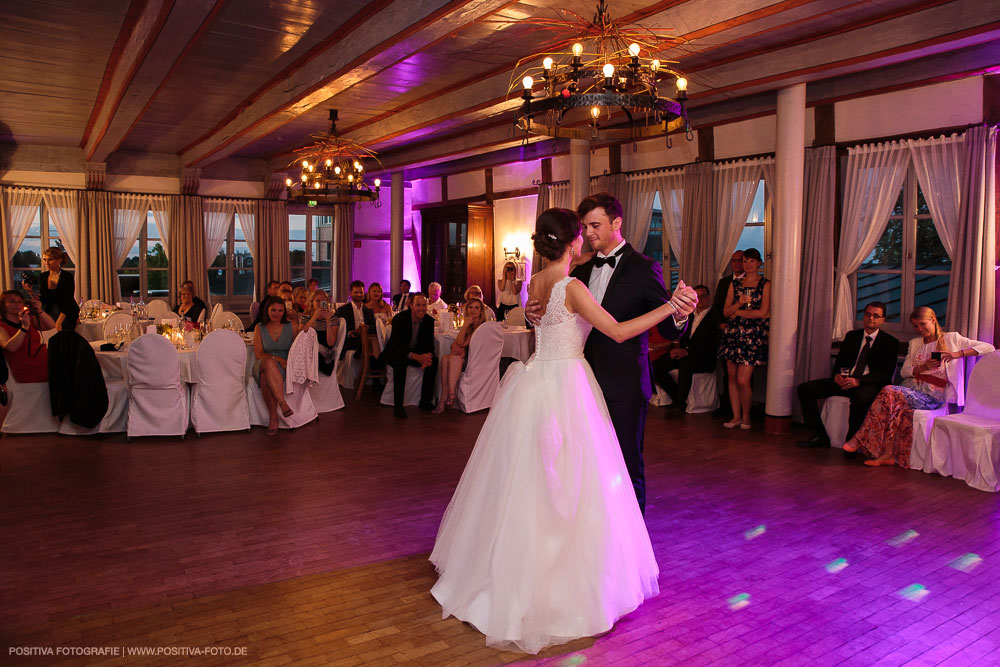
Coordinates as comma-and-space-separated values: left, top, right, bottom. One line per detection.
606, 399, 648, 516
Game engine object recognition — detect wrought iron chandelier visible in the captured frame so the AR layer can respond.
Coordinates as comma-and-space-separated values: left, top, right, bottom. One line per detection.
285, 110, 381, 206
509, 1, 691, 143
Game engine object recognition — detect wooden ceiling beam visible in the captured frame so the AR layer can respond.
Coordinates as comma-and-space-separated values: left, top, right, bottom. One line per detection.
179, 0, 515, 169
83, 0, 224, 163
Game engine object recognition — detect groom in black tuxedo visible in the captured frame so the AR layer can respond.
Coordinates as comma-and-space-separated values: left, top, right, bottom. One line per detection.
570, 193, 697, 515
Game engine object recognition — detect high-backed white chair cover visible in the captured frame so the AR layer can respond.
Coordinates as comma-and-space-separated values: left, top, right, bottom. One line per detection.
103, 312, 133, 340
337, 342, 362, 389
191, 330, 250, 434
924, 351, 1000, 492
820, 396, 850, 448
247, 328, 319, 429
504, 306, 526, 327
146, 299, 169, 318
663, 367, 719, 414
58, 380, 129, 435
380, 365, 426, 407
210, 303, 223, 325
456, 322, 504, 413
248, 301, 260, 323
0, 375, 60, 434
126, 334, 189, 439
214, 311, 244, 331
310, 318, 347, 413
910, 357, 968, 469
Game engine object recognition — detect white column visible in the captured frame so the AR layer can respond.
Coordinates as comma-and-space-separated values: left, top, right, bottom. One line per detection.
569, 139, 590, 210
765, 83, 806, 423
390, 171, 404, 289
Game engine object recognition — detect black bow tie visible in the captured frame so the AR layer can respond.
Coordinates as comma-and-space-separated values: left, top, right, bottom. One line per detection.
593, 251, 623, 269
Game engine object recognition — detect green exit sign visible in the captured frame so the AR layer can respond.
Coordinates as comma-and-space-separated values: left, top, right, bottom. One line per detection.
308, 200, 318, 207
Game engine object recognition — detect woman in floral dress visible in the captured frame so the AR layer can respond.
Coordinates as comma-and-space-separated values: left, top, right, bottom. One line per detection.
718, 248, 770, 430
843, 307, 994, 467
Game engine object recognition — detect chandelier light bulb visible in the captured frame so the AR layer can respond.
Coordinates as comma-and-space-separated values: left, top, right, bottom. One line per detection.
348, 174, 354, 182
301, 160, 309, 168
651, 59, 660, 72
285, 177, 293, 187
334, 166, 341, 175
591, 106, 600, 119
374, 178, 381, 187
325, 158, 332, 167
300, 174, 308, 182
354, 161, 362, 171
314, 182, 321, 189
676, 76, 688, 92
522, 75, 534, 90
629, 43, 641, 57
307, 164, 314, 172
572, 42, 583, 57
542, 57, 553, 70
602, 63, 614, 78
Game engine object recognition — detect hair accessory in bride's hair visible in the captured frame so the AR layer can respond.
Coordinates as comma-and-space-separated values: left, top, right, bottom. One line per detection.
547, 233, 557, 241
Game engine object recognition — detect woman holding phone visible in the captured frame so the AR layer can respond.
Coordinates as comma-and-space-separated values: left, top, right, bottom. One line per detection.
303, 290, 340, 375
843, 307, 994, 467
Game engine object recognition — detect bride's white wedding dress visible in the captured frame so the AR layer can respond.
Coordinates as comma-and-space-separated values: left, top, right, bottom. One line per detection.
430, 276, 659, 654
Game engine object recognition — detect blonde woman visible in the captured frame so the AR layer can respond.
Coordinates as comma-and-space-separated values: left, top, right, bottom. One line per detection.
463, 285, 495, 321
365, 282, 392, 321
35, 246, 75, 330
302, 290, 340, 375
844, 307, 994, 467
433, 297, 488, 413
290, 286, 309, 318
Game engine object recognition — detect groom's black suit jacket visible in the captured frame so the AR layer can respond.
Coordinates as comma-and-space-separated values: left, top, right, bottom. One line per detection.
571, 243, 687, 404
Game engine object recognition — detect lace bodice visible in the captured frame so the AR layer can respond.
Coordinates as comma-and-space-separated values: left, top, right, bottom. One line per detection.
533, 277, 592, 362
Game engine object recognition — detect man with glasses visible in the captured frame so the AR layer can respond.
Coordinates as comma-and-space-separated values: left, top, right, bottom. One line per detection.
797, 302, 899, 450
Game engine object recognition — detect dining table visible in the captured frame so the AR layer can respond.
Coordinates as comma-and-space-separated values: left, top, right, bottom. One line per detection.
434, 325, 535, 362
92, 335, 255, 384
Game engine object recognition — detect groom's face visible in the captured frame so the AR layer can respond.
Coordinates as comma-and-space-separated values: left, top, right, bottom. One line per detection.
582, 206, 623, 254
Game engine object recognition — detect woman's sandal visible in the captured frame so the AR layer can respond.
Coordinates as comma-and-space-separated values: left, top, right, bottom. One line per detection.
280, 402, 294, 418
267, 419, 279, 436
864, 457, 895, 467
432, 400, 447, 414
444, 394, 456, 409
723, 420, 741, 429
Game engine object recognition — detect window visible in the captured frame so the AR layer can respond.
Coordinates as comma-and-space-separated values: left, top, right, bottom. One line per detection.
11, 202, 74, 289
735, 180, 767, 270
854, 170, 950, 330
207, 213, 254, 302
288, 209, 333, 291
645, 192, 680, 290
118, 213, 168, 300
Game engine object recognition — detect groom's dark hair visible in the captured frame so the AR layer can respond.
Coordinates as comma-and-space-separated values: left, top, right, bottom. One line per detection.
578, 192, 623, 222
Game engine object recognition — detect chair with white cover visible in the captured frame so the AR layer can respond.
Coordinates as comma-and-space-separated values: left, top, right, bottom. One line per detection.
667, 368, 719, 414
209, 302, 223, 326
820, 396, 851, 448
146, 299, 169, 318
336, 330, 363, 389
125, 334, 189, 440
249, 301, 260, 323
1, 374, 60, 434
379, 323, 430, 408
923, 352, 1000, 491
248, 327, 319, 429
103, 312, 133, 340
504, 306, 526, 327
455, 322, 504, 413
215, 311, 244, 332
191, 330, 250, 434
910, 358, 969, 470
309, 318, 347, 413
57, 378, 129, 435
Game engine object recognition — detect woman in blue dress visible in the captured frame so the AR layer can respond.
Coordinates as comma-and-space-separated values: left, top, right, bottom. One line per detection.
253, 295, 300, 435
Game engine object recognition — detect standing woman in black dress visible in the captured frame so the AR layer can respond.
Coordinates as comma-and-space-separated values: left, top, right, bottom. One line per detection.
34, 246, 75, 330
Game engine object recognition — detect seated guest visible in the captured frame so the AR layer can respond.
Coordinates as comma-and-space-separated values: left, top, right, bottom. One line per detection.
426, 282, 448, 318
463, 285, 495, 320
653, 285, 718, 417
307, 277, 319, 292
301, 289, 340, 375
844, 307, 995, 467
495, 262, 522, 322
0, 289, 56, 383
180, 279, 208, 312
47, 304, 109, 429
175, 284, 207, 322
279, 280, 293, 293
31, 246, 76, 330
291, 286, 309, 318
334, 280, 377, 359
391, 279, 412, 311
433, 297, 488, 413
253, 296, 301, 435
380, 294, 437, 418
797, 301, 898, 449
265, 280, 280, 297
365, 282, 392, 322
278, 285, 294, 316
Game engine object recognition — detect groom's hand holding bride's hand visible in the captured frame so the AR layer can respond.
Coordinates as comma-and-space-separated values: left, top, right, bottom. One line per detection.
525, 299, 542, 327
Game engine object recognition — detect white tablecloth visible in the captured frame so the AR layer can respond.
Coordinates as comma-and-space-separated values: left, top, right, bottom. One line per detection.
93, 339, 255, 384
76, 320, 106, 342
434, 326, 534, 362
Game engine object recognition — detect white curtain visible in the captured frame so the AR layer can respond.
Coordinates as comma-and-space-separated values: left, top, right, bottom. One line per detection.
41, 190, 80, 267
5, 188, 44, 259
234, 199, 256, 261
203, 199, 236, 267
833, 141, 911, 338
908, 133, 964, 258
713, 158, 764, 279
655, 170, 684, 262
148, 196, 170, 258
621, 172, 660, 250
111, 193, 149, 268
549, 182, 572, 210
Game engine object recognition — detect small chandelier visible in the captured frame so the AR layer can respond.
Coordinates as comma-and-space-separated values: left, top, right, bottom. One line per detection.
510, 1, 691, 144
285, 110, 381, 206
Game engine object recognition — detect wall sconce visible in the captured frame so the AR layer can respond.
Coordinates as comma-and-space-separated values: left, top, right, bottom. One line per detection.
503, 247, 528, 281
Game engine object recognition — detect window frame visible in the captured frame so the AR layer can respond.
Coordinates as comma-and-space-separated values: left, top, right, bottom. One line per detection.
287, 205, 335, 293
117, 211, 168, 301
11, 201, 75, 288
206, 213, 255, 309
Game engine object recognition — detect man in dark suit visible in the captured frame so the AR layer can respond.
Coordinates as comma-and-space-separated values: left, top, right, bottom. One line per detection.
570, 193, 697, 515
334, 280, 376, 359
653, 284, 719, 416
391, 279, 411, 311
712, 250, 744, 321
380, 293, 437, 418
797, 301, 899, 449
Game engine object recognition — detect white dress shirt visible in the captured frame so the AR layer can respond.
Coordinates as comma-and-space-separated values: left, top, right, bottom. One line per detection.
851, 329, 880, 377
688, 307, 710, 338
351, 301, 365, 332
587, 239, 627, 305
427, 297, 447, 316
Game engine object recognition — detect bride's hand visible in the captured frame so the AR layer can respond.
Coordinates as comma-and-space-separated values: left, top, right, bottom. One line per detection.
670, 282, 698, 317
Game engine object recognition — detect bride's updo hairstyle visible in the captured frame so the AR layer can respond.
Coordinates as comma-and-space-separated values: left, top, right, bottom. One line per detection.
532, 208, 582, 260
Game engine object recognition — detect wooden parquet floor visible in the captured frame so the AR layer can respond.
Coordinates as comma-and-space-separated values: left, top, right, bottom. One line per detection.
2, 396, 1000, 666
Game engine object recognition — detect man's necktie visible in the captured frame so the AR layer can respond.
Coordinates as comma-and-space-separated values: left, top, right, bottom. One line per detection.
851, 335, 872, 378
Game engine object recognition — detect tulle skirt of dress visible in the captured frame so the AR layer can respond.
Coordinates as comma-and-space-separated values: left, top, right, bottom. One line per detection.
429, 356, 659, 654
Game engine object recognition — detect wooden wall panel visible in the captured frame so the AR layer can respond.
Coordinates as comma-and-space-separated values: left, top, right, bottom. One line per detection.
467, 204, 494, 306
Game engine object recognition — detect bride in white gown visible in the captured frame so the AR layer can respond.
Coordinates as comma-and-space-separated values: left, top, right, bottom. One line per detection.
430, 208, 689, 654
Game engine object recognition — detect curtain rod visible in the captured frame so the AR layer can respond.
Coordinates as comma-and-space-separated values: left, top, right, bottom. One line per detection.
0, 184, 284, 203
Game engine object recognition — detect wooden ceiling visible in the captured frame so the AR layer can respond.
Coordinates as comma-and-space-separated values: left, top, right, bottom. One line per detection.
2, 0, 998, 178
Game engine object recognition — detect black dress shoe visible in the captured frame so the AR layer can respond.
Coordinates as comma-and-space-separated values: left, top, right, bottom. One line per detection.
796, 436, 830, 448
419, 401, 435, 412
842, 449, 858, 459
393, 406, 407, 419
